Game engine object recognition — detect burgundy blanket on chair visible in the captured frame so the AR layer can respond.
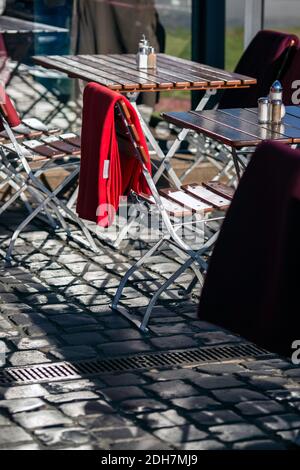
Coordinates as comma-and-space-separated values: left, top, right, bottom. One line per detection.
198, 141, 300, 356
219, 30, 300, 109
76, 83, 151, 227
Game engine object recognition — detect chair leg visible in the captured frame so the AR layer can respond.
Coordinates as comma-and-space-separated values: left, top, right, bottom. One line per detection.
112, 237, 166, 310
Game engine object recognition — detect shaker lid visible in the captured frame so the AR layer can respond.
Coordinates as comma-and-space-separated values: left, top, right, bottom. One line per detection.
271, 80, 282, 91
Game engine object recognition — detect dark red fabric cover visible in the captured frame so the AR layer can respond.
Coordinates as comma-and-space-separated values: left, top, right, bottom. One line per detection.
219, 30, 300, 109
0, 85, 21, 130
281, 47, 300, 105
76, 83, 151, 227
198, 141, 300, 356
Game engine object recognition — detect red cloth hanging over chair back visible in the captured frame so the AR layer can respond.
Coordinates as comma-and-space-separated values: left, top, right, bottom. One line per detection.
0, 84, 21, 130
198, 141, 300, 356
76, 82, 151, 227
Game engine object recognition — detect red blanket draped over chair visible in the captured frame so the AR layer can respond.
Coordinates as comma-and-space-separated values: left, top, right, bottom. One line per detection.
76, 83, 151, 227
199, 141, 300, 356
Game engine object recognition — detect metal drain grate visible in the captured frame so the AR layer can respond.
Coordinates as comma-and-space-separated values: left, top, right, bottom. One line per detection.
0, 343, 270, 386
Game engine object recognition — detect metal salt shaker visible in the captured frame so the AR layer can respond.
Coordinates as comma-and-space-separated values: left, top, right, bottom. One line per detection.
258, 97, 269, 123
271, 99, 282, 124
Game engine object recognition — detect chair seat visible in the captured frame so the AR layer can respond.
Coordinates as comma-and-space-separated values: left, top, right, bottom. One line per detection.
140, 183, 232, 216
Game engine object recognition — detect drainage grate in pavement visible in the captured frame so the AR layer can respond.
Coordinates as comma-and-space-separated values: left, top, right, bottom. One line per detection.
0, 343, 270, 386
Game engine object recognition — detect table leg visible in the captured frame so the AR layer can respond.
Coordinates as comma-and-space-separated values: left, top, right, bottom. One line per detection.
152, 89, 218, 188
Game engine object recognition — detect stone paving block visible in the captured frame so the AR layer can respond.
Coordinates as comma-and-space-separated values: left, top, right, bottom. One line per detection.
14, 409, 72, 429
209, 423, 265, 442
0, 443, 41, 450
97, 340, 153, 356
189, 375, 245, 390
277, 429, 300, 446
235, 400, 286, 416
45, 391, 99, 404
212, 388, 268, 403
11, 336, 62, 350
233, 439, 287, 450
101, 386, 148, 402
196, 363, 247, 374
25, 324, 60, 337
247, 375, 288, 390
171, 396, 222, 411
144, 380, 200, 400
137, 409, 187, 428
154, 425, 207, 443
92, 426, 153, 442
1, 384, 48, 399
49, 345, 98, 361
78, 413, 131, 430
50, 314, 98, 328
149, 335, 198, 350
101, 373, 147, 387
119, 398, 168, 414
191, 410, 244, 426
106, 437, 169, 450
103, 328, 144, 341
149, 323, 197, 335
61, 332, 106, 346
35, 427, 90, 446
257, 414, 300, 431
0, 398, 45, 413
144, 369, 206, 383
0, 415, 12, 426
179, 440, 225, 450
0, 425, 33, 445
8, 350, 51, 366
40, 303, 84, 315
45, 379, 103, 394
60, 400, 115, 418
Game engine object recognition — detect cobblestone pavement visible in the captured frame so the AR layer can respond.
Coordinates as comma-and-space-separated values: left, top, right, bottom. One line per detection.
0, 209, 300, 450
1, 73, 300, 450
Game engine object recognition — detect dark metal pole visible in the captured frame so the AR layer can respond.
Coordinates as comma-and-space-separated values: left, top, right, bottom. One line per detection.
191, 0, 225, 108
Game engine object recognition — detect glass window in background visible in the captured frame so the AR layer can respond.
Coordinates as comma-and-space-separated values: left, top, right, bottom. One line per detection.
154, 0, 192, 113
225, 0, 245, 72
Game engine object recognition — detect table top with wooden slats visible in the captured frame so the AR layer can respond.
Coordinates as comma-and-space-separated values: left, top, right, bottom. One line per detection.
163, 106, 300, 148
33, 53, 257, 93
0, 15, 68, 34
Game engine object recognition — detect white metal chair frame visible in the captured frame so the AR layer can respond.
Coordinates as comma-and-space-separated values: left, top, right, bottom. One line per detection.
111, 101, 224, 332
0, 111, 98, 262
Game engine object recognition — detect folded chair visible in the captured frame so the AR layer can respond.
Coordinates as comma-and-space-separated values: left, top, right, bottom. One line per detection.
198, 140, 300, 356
76, 84, 230, 331
0, 88, 97, 262
180, 30, 300, 184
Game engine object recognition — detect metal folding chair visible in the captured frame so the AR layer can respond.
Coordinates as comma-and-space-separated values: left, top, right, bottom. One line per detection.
0, 98, 97, 263
111, 99, 231, 332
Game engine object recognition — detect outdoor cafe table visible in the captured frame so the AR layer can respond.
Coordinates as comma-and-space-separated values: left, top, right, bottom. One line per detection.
0, 15, 68, 85
33, 53, 256, 186
163, 106, 300, 179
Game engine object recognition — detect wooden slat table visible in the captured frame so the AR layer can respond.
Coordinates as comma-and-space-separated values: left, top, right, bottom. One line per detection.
0, 15, 68, 34
33, 53, 256, 186
163, 106, 300, 179
33, 53, 256, 93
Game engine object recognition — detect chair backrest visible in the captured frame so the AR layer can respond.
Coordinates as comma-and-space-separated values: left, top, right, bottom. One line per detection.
198, 141, 300, 356
219, 30, 300, 109
281, 47, 300, 105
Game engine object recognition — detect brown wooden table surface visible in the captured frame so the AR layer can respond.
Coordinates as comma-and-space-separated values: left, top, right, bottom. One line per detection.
163, 106, 300, 148
33, 53, 257, 94
0, 15, 68, 34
